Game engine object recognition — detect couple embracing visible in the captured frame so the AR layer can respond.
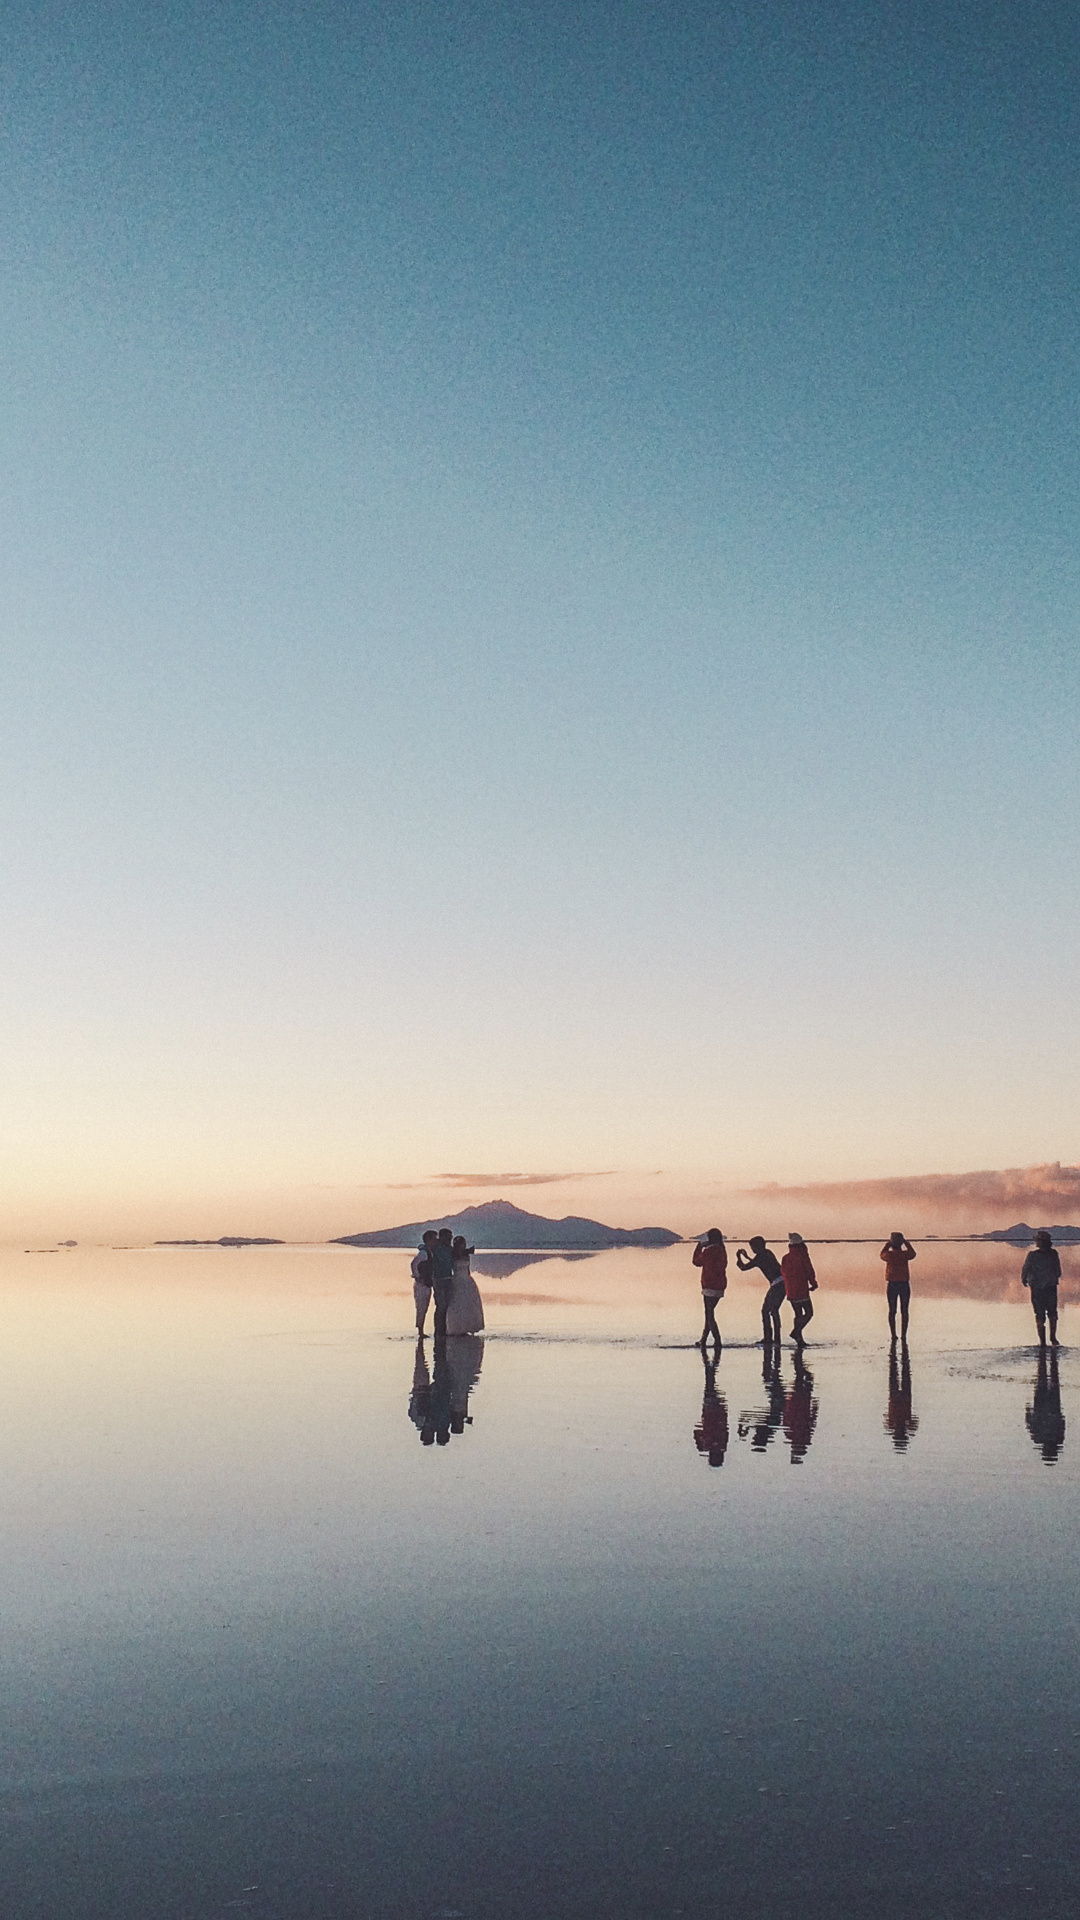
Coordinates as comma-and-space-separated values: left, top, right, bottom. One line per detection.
410, 1228, 485, 1338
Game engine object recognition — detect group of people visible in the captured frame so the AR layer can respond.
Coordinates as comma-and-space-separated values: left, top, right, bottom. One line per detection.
693, 1228, 818, 1349
410, 1227, 486, 1338
693, 1226, 1066, 1351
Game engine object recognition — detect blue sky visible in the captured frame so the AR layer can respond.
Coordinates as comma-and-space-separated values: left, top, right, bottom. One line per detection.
2, 2, 1078, 1237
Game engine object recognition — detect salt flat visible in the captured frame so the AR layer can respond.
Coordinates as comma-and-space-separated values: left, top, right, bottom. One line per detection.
1, 1242, 1077, 1918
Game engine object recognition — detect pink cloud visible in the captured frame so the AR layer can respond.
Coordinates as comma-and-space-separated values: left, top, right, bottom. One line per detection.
745, 1161, 1080, 1221
433, 1170, 617, 1188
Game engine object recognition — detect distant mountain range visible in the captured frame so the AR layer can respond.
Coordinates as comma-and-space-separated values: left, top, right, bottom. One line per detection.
332, 1199, 682, 1250
972, 1222, 1080, 1244
155, 1237, 284, 1247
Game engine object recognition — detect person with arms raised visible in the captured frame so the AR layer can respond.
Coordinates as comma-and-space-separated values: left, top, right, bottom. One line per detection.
693, 1229, 728, 1352
880, 1231, 916, 1339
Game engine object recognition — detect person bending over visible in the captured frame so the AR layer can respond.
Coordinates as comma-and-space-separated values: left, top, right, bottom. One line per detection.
737, 1235, 785, 1345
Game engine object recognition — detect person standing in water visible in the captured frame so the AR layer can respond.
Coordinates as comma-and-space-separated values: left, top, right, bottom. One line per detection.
430, 1228, 456, 1341
410, 1229, 438, 1335
782, 1232, 817, 1345
880, 1231, 916, 1339
1021, 1229, 1062, 1348
736, 1235, 785, 1345
445, 1236, 485, 1335
693, 1229, 728, 1351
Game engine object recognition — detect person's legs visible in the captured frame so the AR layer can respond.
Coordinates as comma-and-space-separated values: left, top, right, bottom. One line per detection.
1047, 1288, 1059, 1346
1032, 1289, 1047, 1347
887, 1278, 900, 1338
701, 1293, 721, 1349
897, 1279, 910, 1337
793, 1299, 813, 1344
763, 1281, 783, 1344
433, 1284, 450, 1341
413, 1280, 431, 1335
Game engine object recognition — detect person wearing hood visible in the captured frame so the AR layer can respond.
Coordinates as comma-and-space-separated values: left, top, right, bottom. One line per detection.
782, 1233, 817, 1345
692, 1229, 728, 1351
880, 1231, 916, 1338
1021, 1230, 1062, 1348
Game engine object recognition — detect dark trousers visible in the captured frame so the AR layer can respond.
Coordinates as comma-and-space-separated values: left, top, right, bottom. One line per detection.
792, 1298, 814, 1341
887, 1278, 911, 1333
432, 1283, 452, 1341
1031, 1285, 1058, 1343
762, 1280, 785, 1342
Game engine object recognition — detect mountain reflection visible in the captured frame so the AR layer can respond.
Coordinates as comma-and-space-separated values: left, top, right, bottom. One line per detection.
469, 1251, 602, 1282
1026, 1350, 1065, 1464
693, 1355, 729, 1466
408, 1336, 484, 1447
884, 1340, 919, 1452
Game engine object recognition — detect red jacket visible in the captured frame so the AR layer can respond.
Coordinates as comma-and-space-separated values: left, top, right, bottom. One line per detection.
781, 1243, 815, 1302
693, 1242, 728, 1294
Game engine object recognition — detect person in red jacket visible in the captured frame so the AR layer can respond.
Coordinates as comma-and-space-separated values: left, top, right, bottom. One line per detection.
782, 1232, 817, 1345
692, 1229, 728, 1351
880, 1231, 916, 1338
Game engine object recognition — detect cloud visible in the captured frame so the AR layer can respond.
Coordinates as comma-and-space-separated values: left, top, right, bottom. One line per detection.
379, 1171, 617, 1191
745, 1162, 1080, 1220
433, 1170, 617, 1188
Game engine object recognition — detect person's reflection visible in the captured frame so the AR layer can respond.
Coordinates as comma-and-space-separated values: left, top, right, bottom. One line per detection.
446, 1333, 484, 1435
1026, 1349, 1066, 1464
694, 1355, 730, 1466
783, 1352, 818, 1464
408, 1335, 483, 1447
884, 1339, 919, 1452
408, 1338, 432, 1435
738, 1348, 786, 1453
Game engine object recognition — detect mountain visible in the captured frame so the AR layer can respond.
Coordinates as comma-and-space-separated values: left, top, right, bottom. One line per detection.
972, 1223, 1080, 1244
331, 1199, 682, 1250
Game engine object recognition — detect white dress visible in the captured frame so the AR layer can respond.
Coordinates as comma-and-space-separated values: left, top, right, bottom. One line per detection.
445, 1254, 485, 1334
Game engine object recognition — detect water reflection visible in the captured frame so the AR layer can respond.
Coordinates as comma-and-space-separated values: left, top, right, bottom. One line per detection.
407, 1336, 484, 1447
884, 1339, 919, 1452
470, 1251, 602, 1283
783, 1353, 818, 1464
735, 1351, 818, 1463
1026, 1349, 1066, 1464
693, 1356, 730, 1466
737, 1350, 786, 1453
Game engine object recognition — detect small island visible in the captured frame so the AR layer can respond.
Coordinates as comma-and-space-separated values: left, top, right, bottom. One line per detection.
154, 1237, 285, 1248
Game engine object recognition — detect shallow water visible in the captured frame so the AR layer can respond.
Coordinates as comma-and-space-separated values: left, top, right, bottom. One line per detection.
2, 1241, 1078, 1918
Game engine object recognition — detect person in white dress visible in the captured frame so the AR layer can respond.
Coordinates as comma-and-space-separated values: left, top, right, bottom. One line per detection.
445, 1236, 485, 1335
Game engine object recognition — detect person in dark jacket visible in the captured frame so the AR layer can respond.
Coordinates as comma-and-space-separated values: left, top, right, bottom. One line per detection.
430, 1228, 456, 1341
737, 1235, 785, 1345
1021, 1230, 1062, 1347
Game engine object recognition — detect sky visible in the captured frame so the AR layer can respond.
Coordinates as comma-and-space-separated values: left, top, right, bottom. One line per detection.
2, 1, 1078, 1242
